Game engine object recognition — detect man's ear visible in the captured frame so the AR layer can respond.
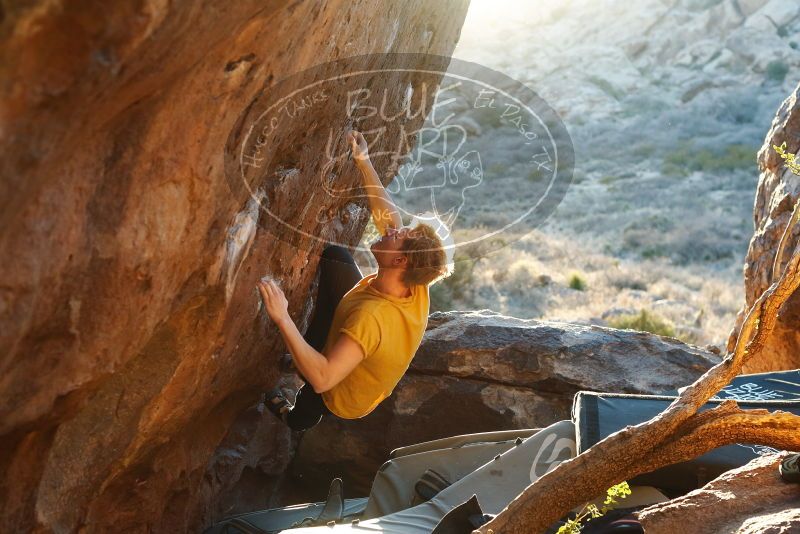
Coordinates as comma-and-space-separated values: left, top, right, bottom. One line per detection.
393, 254, 408, 267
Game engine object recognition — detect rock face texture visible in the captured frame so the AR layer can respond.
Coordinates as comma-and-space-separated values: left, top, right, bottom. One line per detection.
637, 452, 800, 534
0, 1, 470, 532
727, 82, 800, 373
289, 310, 719, 498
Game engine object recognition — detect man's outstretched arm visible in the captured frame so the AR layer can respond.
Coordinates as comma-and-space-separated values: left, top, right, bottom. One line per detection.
348, 130, 403, 235
258, 279, 364, 393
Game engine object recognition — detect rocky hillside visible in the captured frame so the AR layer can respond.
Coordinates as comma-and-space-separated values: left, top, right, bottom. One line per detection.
358, 0, 800, 349
0, 1, 470, 532
454, 0, 799, 194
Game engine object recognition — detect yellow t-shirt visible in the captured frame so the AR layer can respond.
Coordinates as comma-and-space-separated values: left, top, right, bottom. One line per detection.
320, 273, 429, 419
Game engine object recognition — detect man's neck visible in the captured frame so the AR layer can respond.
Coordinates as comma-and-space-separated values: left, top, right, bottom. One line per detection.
370, 269, 412, 299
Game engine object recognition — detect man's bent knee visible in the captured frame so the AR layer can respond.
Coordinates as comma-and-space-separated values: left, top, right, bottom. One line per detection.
321, 244, 354, 265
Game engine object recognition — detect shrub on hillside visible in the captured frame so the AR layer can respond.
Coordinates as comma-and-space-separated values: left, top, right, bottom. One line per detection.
661, 141, 757, 177
608, 309, 675, 338
766, 60, 788, 83
568, 272, 587, 291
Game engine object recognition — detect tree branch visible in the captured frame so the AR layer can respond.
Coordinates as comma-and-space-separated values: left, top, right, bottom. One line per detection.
621, 404, 800, 478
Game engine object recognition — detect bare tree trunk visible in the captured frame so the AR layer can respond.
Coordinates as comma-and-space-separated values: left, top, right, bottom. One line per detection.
474, 200, 800, 534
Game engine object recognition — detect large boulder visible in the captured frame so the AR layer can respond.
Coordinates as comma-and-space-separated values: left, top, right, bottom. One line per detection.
289, 310, 720, 499
638, 452, 800, 534
0, 1, 470, 532
727, 82, 800, 373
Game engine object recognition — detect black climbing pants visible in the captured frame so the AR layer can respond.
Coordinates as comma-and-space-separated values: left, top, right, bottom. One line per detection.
285, 244, 363, 431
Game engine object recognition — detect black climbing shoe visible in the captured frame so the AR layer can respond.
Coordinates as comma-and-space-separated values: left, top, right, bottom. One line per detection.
265, 387, 293, 424
780, 453, 800, 483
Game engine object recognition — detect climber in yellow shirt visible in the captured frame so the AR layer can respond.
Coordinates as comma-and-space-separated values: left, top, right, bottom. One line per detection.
258, 130, 453, 430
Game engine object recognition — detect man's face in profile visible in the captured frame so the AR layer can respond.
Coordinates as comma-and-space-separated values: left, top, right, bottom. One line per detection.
370, 226, 413, 268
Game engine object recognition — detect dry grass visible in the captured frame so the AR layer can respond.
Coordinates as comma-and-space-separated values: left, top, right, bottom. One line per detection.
408, 227, 743, 350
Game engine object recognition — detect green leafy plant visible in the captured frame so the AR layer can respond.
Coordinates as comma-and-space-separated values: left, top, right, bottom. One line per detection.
766, 60, 789, 83
608, 309, 675, 338
774, 142, 800, 175
556, 481, 632, 534
429, 238, 505, 312
661, 141, 757, 177
568, 272, 587, 291
632, 143, 656, 158
488, 162, 508, 175
527, 168, 546, 182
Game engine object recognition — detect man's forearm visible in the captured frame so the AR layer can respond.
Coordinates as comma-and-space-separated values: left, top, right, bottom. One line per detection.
356, 158, 402, 234
275, 316, 328, 391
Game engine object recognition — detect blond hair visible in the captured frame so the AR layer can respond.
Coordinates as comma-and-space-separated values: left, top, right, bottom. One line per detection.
400, 222, 454, 286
